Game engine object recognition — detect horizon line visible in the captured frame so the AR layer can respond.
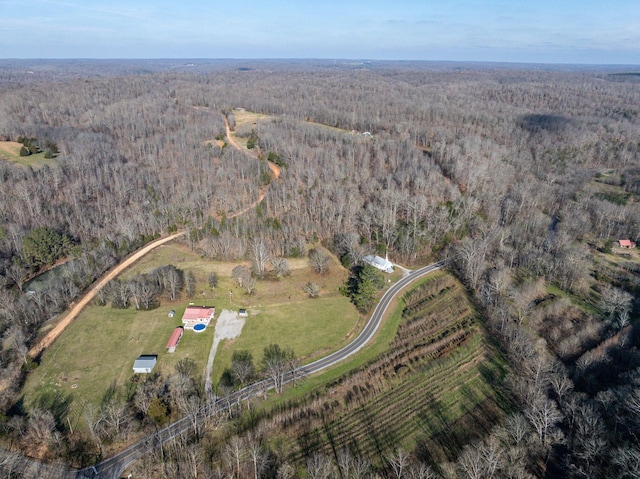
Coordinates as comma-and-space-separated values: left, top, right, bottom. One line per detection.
1, 58, 639, 69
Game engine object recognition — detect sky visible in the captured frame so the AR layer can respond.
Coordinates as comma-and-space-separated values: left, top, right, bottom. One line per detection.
1, 0, 639, 64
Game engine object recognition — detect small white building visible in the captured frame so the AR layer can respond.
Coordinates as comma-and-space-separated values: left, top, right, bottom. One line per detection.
362, 255, 394, 273
133, 355, 157, 374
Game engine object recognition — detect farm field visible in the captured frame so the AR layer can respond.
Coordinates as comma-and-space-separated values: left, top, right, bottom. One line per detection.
22, 241, 360, 421
243, 272, 511, 469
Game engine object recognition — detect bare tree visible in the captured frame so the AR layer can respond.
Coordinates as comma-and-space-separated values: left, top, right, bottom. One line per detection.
309, 248, 331, 274
270, 257, 291, 278
387, 449, 411, 479
232, 265, 251, 288
208, 271, 219, 289
306, 452, 335, 479
304, 282, 321, 298
7, 261, 30, 292
231, 350, 255, 387
525, 396, 562, 446
245, 276, 257, 295
248, 439, 269, 479
251, 236, 271, 277
24, 408, 57, 450
599, 285, 633, 318
276, 463, 296, 479
223, 436, 247, 479
185, 270, 196, 298
261, 344, 295, 393
160, 265, 183, 301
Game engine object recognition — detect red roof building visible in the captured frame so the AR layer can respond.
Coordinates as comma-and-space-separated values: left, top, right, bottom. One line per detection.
166, 326, 184, 353
619, 239, 636, 248
181, 306, 215, 329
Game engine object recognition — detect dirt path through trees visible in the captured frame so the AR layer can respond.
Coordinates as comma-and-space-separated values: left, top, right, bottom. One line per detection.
28, 113, 280, 359
28, 232, 185, 358
213, 116, 280, 219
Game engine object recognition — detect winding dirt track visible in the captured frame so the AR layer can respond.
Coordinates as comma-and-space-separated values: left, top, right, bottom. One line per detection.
29, 113, 280, 359
217, 117, 280, 219
28, 232, 185, 358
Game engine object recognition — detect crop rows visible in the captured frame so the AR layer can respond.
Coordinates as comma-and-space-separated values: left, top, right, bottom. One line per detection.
290, 336, 491, 461
265, 274, 503, 466
402, 284, 462, 323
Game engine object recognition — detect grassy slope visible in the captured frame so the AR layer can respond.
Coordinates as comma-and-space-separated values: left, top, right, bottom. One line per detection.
241, 272, 510, 468
230, 109, 357, 150
0, 141, 56, 168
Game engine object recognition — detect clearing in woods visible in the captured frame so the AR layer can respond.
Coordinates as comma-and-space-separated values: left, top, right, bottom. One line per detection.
0, 141, 56, 168
22, 242, 360, 423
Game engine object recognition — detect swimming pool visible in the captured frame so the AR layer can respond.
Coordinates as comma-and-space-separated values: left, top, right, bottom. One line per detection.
193, 323, 206, 332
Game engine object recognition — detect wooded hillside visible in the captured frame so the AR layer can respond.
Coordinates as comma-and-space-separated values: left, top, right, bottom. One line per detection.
1, 60, 640, 478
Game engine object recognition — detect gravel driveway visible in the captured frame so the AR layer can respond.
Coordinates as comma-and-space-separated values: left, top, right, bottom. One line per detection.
204, 309, 246, 397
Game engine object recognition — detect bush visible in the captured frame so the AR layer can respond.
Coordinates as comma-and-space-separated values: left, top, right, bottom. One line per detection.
304, 282, 320, 298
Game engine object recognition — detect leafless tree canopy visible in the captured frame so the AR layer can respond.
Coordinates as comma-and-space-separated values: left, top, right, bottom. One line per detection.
1, 60, 640, 476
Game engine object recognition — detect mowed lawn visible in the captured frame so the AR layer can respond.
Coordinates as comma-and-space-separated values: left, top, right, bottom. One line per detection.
23, 302, 212, 408
212, 295, 361, 388
0, 141, 56, 168
23, 242, 360, 411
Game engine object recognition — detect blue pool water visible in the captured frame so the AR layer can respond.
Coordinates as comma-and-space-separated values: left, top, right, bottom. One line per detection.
193, 323, 206, 332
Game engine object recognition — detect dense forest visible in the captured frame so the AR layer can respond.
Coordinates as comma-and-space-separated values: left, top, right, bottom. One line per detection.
1, 60, 640, 478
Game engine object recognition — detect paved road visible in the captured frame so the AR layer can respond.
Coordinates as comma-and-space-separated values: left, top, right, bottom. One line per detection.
73, 260, 446, 479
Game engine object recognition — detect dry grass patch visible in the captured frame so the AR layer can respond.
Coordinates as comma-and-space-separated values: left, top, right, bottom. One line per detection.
233, 109, 271, 128
0, 141, 21, 158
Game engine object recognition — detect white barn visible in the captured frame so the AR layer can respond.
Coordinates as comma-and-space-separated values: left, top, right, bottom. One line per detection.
362, 255, 394, 273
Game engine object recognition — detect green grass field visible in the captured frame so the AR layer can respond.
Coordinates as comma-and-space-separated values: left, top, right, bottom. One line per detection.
212, 295, 361, 386
23, 302, 211, 408
0, 141, 57, 168
22, 242, 360, 424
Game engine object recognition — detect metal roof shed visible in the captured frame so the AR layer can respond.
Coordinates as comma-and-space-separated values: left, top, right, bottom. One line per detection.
166, 327, 184, 353
133, 355, 157, 373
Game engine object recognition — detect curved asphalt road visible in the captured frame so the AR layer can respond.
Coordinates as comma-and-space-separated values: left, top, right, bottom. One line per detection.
73, 260, 446, 479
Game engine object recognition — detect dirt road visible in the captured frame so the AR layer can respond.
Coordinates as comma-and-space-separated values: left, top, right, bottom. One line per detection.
28, 232, 185, 358
29, 112, 279, 359
215, 116, 280, 219
223, 116, 280, 179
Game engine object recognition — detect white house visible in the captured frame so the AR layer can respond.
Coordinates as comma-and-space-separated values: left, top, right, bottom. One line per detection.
133, 355, 157, 374
182, 305, 215, 330
362, 255, 394, 273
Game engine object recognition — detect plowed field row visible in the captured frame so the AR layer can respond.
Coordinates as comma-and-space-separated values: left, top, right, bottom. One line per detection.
292, 340, 488, 460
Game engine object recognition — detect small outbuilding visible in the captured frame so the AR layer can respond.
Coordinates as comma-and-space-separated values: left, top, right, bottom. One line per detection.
619, 239, 636, 248
362, 255, 395, 273
166, 326, 184, 353
238, 308, 248, 317
133, 355, 157, 374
